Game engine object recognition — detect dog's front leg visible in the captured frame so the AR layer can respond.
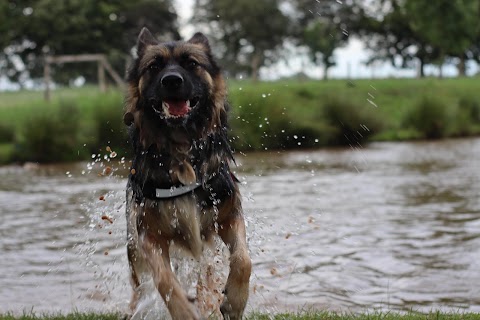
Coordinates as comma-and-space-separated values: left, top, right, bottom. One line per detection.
219, 215, 252, 320
141, 234, 201, 320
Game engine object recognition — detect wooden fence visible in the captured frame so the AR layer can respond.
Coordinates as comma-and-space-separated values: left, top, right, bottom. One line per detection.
43, 54, 125, 101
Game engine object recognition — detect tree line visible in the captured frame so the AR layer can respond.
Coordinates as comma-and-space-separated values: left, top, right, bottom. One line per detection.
1, 0, 479, 86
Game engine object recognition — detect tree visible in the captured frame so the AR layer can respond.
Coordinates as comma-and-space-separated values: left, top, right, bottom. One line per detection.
0, 0, 179, 85
194, 0, 290, 81
404, 0, 479, 77
347, 0, 480, 78
303, 20, 347, 80
346, 0, 438, 78
290, 0, 355, 31
288, 0, 356, 80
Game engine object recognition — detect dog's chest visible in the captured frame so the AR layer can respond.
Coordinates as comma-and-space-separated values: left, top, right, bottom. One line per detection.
134, 195, 217, 257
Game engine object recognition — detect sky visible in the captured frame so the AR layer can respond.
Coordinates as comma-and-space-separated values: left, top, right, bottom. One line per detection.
173, 0, 479, 80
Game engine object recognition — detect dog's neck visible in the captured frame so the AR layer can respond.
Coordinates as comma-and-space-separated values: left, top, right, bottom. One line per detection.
128, 124, 236, 203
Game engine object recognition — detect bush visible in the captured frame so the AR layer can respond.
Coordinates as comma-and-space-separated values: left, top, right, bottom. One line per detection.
447, 95, 480, 136
0, 124, 14, 143
320, 95, 384, 146
229, 86, 385, 151
9, 94, 129, 163
229, 92, 324, 150
14, 101, 87, 163
88, 96, 129, 155
458, 95, 480, 123
403, 95, 448, 139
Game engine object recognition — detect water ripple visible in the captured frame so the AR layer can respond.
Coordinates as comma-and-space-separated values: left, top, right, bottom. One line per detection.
0, 138, 479, 314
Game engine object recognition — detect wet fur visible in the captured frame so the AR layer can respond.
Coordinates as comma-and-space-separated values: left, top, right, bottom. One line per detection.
124, 28, 251, 320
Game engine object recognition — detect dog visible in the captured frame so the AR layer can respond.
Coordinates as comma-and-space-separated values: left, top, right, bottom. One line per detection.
123, 27, 251, 320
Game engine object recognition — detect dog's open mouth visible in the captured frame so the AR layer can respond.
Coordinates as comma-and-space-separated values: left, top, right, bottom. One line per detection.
155, 98, 200, 119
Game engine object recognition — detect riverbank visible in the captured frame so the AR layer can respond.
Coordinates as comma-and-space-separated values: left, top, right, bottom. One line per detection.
2, 311, 480, 320
1, 77, 479, 164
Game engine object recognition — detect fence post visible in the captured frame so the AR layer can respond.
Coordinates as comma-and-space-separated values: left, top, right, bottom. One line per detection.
98, 59, 106, 92
42, 54, 125, 98
44, 56, 51, 101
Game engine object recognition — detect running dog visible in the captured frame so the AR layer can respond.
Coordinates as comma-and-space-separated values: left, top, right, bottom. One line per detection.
123, 27, 251, 320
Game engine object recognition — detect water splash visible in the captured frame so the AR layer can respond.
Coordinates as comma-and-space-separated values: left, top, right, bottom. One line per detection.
76, 147, 247, 317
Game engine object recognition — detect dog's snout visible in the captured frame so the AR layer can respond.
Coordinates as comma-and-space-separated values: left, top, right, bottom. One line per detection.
161, 72, 184, 89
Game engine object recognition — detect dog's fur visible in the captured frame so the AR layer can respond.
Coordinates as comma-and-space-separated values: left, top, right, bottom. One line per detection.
124, 28, 251, 320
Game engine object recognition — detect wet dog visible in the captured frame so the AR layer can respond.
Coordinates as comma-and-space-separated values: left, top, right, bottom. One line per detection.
123, 28, 251, 320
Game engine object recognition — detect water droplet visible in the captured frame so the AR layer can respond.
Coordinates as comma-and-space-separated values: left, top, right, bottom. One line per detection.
360, 124, 370, 131
367, 99, 378, 108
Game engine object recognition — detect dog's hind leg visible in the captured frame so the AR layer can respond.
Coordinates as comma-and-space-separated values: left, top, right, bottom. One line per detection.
218, 215, 252, 320
141, 234, 201, 320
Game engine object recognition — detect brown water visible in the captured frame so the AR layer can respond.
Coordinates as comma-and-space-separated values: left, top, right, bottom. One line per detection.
1, 138, 479, 315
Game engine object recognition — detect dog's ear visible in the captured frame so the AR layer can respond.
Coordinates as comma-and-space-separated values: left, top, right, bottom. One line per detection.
137, 27, 158, 56
188, 32, 211, 52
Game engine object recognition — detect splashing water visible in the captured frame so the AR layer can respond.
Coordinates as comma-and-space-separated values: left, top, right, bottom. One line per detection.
75, 147, 261, 318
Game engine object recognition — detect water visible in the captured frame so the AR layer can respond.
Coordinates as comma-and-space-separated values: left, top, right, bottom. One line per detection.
0, 138, 479, 314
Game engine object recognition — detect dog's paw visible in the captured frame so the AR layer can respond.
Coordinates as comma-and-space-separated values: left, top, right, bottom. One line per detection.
120, 312, 132, 320
220, 300, 243, 320
171, 300, 202, 320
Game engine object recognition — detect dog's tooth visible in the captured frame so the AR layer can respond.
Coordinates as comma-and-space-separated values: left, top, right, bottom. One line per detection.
162, 101, 171, 117
186, 100, 190, 108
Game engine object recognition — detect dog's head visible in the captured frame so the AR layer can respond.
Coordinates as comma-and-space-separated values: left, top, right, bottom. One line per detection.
125, 28, 227, 136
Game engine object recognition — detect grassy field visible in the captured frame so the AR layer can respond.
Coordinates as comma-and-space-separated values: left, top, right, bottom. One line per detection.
1, 77, 480, 164
2, 311, 480, 320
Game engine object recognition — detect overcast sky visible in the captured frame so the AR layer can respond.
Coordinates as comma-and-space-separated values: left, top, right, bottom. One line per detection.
174, 0, 479, 80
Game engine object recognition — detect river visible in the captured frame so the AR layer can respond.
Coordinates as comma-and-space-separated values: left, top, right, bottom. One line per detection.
0, 138, 479, 315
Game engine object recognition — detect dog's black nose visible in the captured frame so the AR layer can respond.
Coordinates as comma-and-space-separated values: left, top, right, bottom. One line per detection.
161, 72, 184, 89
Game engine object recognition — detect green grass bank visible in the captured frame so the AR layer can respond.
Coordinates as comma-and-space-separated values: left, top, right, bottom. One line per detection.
1, 311, 480, 320
1, 77, 480, 164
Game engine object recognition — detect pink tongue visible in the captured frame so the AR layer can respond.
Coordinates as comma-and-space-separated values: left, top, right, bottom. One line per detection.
165, 100, 189, 116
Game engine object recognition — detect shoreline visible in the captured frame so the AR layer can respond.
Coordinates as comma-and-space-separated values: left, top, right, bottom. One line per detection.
1, 78, 480, 164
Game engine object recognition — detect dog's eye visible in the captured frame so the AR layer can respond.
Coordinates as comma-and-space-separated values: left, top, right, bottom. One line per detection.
186, 59, 199, 69
149, 64, 159, 71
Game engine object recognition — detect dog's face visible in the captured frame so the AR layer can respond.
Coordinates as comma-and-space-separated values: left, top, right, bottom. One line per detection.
127, 28, 225, 130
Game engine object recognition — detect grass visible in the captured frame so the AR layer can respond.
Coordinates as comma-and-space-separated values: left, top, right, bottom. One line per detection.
248, 311, 480, 320
1, 77, 480, 164
2, 311, 480, 320
227, 77, 480, 146
0, 86, 128, 164
0, 313, 119, 320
